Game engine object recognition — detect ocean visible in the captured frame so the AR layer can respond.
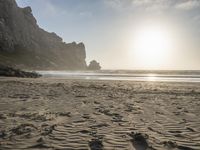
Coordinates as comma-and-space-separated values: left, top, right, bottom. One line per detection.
37, 70, 200, 83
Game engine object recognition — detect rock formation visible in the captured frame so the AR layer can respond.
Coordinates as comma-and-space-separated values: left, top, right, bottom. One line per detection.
88, 60, 101, 70
0, 0, 87, 70
0, 65, 41, 78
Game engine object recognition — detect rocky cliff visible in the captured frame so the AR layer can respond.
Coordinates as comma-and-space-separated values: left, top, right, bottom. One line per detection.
0, 0, 87, 70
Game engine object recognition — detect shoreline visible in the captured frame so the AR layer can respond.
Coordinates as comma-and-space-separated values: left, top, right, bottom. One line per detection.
0, 78, 200, 149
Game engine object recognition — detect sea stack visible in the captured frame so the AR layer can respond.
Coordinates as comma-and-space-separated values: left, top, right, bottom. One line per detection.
88, 60, 101, 70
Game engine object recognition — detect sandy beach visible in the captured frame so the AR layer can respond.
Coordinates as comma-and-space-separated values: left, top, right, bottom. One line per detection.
0, 78, 200, 150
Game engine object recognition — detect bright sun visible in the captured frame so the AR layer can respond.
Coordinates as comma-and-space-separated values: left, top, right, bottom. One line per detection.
132, 25, 172, 69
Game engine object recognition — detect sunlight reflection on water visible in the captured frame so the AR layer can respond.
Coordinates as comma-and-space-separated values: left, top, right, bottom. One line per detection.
37, 71, 200, 83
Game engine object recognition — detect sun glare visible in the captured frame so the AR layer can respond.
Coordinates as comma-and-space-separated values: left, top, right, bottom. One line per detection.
131, 25, 172, 69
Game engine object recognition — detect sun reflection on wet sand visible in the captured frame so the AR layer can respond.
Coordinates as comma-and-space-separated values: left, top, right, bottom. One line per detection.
147, 74, 157, 81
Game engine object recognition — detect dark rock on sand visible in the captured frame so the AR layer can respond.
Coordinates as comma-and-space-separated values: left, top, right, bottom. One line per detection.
89, 138, 103, 150
0, 130, 6, 138
163, 141, 177, 149
129, 132, 149, 150
88, 60, 101, 70
0, 65, 41, 78
41, 124, 56, 136
56, 112, 71, 117
11, 123, 37, 135
0, 0, 87, 70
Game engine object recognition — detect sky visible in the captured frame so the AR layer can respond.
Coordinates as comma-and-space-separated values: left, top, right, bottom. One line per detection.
16, 0, 200, 70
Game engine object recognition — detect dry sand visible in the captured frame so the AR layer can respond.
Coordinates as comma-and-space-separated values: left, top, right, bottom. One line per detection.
0, 77, 200, 150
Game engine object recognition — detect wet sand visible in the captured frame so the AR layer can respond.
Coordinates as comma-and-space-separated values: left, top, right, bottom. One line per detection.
0, 77, 200, 150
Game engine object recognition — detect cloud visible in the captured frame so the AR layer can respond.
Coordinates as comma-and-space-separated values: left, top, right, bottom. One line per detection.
16, 0, 68, 18
36, 0, 93, 19
104, 0, 200, 12
175, 0, 200, 10
103, 0, 126, 10
79, 11, 93, 18
39, 0, 69, 17
104, 0, 173, 12
193, 15, 200, 25
132, 0, 158, 6
132, 0, 172, 12
43, 1, 58, 17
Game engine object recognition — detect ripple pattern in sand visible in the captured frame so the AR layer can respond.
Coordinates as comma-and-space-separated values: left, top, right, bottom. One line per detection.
0, 79, 200, 150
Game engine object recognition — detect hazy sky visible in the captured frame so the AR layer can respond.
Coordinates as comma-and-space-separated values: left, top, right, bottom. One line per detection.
16, 0, 200, 70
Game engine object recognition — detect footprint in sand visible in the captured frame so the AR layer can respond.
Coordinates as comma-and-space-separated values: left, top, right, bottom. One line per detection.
128, 132, 149, 150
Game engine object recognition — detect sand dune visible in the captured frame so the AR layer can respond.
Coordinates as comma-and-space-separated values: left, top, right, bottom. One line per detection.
0, 78, 200, 150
